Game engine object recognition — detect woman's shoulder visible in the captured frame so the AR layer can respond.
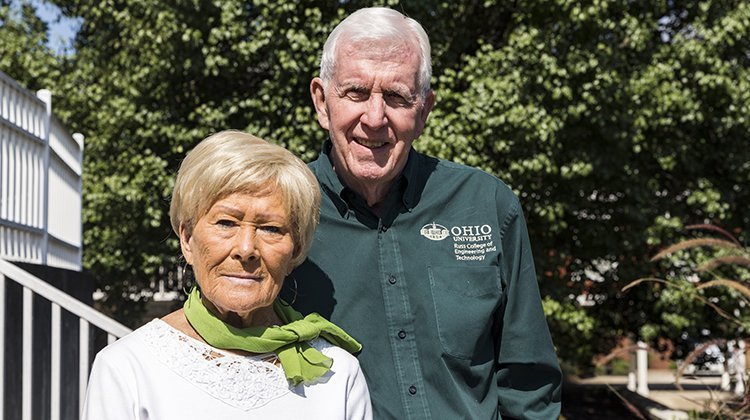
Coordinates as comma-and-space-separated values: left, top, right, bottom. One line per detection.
311, 338, 363, 372
94, 319, 165, 359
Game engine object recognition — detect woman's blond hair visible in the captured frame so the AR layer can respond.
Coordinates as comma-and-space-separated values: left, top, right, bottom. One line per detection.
169, 130, 320, 267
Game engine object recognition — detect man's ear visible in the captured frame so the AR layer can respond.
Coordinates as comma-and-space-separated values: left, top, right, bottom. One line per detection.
179, 224, 194, 265
310, 77, 330, 130
415, 90, 436, 138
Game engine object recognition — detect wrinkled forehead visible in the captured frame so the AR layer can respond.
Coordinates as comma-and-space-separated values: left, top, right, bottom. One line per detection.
333, 38, 421, 83
196, 181, 290, 219
338, 35, 416, 57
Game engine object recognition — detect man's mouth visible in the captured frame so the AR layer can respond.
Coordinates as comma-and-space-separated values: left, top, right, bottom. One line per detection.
354, 138, 387, 149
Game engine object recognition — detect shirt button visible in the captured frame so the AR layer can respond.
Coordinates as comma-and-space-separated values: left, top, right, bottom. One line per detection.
398, 330, 406, 339
408, 385, 417, 395
388, 275, 397, 284
380, 225, 388, 232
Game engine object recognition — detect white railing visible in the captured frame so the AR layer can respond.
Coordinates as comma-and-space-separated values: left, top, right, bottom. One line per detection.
0, 258, 132, 420
0, 70, 84, 271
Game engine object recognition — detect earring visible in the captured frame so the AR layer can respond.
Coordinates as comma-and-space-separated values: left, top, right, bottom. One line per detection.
181, 263, 194, 295
282, 274, 299, 306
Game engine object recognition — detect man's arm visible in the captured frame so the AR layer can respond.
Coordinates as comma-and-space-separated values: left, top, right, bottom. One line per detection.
495, 197, 562, 419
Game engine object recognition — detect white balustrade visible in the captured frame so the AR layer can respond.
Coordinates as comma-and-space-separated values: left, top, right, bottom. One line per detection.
0, 259, 132, 419
0, 71, 84, 270
0, 70, 124, 420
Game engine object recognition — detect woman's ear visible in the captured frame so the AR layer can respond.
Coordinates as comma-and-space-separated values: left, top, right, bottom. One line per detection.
179, 224, 194, 265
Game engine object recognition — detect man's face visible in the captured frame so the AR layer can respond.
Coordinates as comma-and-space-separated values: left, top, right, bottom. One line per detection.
311, 40, 434, 194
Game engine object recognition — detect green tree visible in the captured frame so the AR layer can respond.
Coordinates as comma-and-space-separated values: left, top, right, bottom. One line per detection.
6, 0, 748, 370
46, 0, 340, 323
46, 0, 528, 327
419, 0, 750, 366
0, 0, 60, 89
626, 225, 750, 356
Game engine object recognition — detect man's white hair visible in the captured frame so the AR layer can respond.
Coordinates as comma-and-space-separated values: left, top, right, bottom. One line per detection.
319, 7, 432, 98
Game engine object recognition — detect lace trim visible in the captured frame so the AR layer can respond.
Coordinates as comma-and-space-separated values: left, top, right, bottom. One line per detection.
140, 319, 291, 410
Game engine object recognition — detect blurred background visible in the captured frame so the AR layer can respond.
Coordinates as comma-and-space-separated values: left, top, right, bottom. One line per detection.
1, 0, 748, 417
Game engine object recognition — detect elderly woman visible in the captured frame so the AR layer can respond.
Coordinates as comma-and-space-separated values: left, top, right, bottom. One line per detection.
82, 131, 372, 419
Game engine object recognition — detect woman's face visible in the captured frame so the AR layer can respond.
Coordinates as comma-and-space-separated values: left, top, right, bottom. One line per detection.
180, 189, 296, 327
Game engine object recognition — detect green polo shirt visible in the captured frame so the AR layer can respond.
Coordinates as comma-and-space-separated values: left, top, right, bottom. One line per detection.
284, 142, 562, 419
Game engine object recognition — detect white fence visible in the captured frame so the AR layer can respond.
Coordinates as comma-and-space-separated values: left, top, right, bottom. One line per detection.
0, 258, 132, 420
0, 70, 83, 271
0, 72, 130, 420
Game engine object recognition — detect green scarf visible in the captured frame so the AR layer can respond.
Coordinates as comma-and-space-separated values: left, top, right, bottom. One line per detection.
182, 287, 362, 386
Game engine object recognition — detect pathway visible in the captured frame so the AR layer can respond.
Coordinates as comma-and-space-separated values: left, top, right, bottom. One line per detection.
570, 369, 736, 418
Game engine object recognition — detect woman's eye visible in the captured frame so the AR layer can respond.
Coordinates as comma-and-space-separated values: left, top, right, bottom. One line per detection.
216, 219, 235, 227
260, 225, 282, 234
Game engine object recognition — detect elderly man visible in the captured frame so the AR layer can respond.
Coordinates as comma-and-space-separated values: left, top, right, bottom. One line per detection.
285, 7, 562, 419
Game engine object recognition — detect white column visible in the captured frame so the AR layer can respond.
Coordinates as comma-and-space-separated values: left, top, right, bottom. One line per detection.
722, 371, 732, 391
735, 340, 747, 396
35, 89, 51, 265
0, 274, 5, 417
627, 348, 637, 392
72, 133, 85, 267
50, 303, 61, 420
22, 287, 33, 420
636, 340, 649, 397
722, 341, 734, 391
79, 319, 90, 413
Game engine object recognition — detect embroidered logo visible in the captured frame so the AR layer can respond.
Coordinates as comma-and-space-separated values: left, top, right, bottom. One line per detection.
451, 225, 496, 261
422, 222, 497, 261
420, 222, 449, 241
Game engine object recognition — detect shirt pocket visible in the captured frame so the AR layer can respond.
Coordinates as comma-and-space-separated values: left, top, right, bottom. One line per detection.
428, 265, 502, 359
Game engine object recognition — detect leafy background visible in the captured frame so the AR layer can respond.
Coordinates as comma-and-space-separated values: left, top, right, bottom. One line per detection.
2, 0, 749, 372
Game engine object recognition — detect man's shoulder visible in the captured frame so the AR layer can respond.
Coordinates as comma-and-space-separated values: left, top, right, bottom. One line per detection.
307, 155, 322, 171
415, 151, 518, 201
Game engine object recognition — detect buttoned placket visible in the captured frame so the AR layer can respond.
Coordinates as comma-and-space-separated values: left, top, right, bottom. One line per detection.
376, 218, 431, 418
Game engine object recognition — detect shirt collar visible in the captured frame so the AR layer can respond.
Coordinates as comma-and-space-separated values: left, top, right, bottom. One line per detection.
314, 141, 422, 216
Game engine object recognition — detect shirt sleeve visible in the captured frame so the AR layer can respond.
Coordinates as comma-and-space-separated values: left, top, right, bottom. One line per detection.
495, 196, 562, 419
345, 361, 373, 420
81, 350, 140, 420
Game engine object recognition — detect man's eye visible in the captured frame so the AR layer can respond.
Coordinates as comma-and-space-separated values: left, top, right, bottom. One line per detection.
385, 93, 410, 106
345, 90, 369, 101
216, 219, 236, 227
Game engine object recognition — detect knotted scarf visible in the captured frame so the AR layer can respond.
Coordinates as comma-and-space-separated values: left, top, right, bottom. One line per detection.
183, 287, 362, 386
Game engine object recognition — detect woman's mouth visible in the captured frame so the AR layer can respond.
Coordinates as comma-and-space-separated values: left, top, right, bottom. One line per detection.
222, 273, 263, 282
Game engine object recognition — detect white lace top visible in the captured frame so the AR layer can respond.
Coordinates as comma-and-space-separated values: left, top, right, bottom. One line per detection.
81, 319, 372, 420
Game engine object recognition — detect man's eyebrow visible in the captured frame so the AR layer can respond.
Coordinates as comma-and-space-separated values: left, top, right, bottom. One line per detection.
384, 86, 413, 97
336, 82, 367, 91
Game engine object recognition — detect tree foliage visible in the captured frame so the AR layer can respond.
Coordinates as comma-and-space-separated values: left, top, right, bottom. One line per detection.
418, 0, 750, 366
2, 0, 748, 368
0, 1, 60, 89
625, 225, 750, 357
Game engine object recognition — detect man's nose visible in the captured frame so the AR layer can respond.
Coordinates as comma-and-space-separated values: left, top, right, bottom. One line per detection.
232, 226, 258, 260
361, 94, 387, 129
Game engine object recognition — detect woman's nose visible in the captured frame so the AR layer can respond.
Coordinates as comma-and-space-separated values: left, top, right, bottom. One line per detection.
232, 227, 258, 260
